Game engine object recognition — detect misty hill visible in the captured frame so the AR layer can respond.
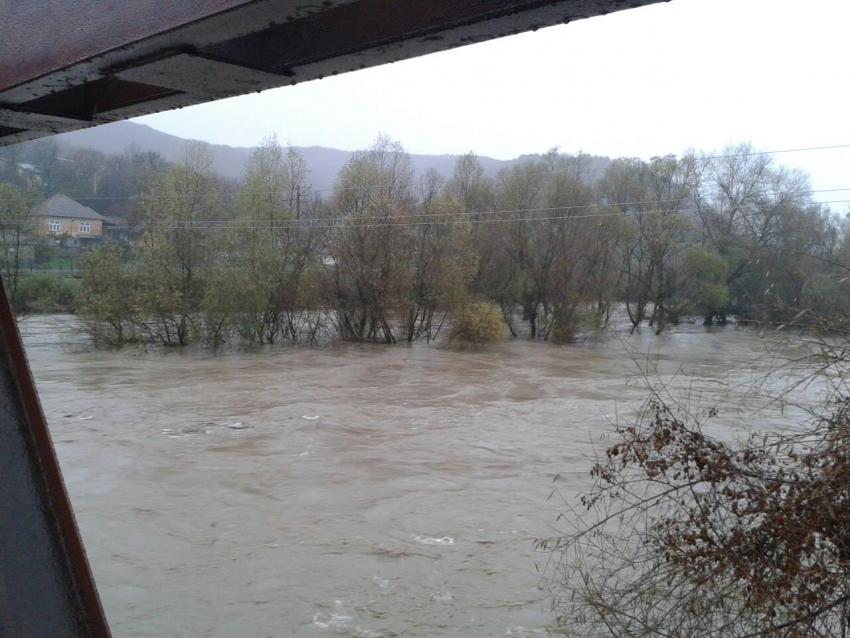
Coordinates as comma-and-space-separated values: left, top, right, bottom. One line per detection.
48, 121, 610, 194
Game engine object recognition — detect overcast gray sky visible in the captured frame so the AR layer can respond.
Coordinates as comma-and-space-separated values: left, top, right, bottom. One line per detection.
136, 0, 850, 204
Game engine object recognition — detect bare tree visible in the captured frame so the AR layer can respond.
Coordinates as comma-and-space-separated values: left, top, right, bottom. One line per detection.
326, 136, 413, 343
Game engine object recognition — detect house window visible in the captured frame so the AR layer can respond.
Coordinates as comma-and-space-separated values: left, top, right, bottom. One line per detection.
47, 220, 61, 232
79, 221, 91, 234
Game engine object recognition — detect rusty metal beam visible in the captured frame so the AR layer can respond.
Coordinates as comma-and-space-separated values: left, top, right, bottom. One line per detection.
0, 276, 111, 637
0, 1, 259, 90
0, 0, 666, 145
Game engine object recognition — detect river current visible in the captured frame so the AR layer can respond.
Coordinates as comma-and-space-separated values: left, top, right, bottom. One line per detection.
20, 315, 827, 637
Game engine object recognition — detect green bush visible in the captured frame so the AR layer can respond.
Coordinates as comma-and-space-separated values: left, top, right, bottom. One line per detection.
548, 302, 588, 344
803, 275, 850, 321
679, 248, 730, 320
449, 301, 505, 347
15, 274, 79, 314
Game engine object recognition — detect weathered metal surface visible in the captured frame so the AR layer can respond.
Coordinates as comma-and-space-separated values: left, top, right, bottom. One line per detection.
115, 53, 293, 100
0, 1, 358, 104
0, 109, 83, 134
0, 0, 257, 90
0, 0, 666, 145
0, 276, 111, 637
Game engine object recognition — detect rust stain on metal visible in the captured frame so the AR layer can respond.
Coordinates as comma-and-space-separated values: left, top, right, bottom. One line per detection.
0, 0, 667, 145
0, 0, 258, 90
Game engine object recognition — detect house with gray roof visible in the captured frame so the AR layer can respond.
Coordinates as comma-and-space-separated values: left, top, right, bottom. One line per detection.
31, 194, 105, 246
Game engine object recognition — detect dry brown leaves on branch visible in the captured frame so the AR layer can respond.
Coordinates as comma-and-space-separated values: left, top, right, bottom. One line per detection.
540, 397, 850, 637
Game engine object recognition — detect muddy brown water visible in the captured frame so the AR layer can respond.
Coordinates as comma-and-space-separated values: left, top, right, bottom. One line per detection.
20, 315, 829, 637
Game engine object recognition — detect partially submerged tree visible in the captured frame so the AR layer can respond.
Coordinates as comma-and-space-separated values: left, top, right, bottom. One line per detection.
136, 142, 220, 345
325, 136, 414, 343
676, 247, 731, 325
400, 190, 475, 343
77, 245, 137, 345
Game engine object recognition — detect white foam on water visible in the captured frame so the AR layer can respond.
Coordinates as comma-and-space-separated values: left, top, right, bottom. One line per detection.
312, 612, 353, 630
372, 575, 390, 593
413, 535, 455, 546
302, 415, 320, 420
313, 601, 352, 630
506, 627, 547, 636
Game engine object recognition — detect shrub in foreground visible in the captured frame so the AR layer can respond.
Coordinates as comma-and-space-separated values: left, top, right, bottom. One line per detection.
540, 396, 850, 637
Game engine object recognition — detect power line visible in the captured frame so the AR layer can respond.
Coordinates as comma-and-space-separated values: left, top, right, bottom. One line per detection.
700, 143, 850, 161
3, 192, 846, 228
0, 209, 659, 230
146, 195, 850, 226
95, 209, 657, 230
17, 179, 850, 203
15, 200, 848, 232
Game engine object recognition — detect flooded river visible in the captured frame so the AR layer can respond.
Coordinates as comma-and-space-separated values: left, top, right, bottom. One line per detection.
21, 315, 828, 637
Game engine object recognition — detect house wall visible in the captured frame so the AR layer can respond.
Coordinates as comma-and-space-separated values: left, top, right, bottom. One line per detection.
35, 217, 102, 239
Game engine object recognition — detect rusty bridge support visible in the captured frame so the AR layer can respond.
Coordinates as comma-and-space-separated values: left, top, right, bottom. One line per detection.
0, 276, 111, 637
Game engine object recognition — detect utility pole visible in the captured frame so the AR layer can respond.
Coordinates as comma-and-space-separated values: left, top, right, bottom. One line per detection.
295, 185, 301, 221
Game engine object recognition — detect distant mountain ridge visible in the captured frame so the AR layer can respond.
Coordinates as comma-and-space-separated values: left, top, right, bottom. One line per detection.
49, 121, 611, 194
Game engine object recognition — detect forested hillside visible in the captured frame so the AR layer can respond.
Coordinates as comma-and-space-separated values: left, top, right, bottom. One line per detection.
16, 121, 610, 194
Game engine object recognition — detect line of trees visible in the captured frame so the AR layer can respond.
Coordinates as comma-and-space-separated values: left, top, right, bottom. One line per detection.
2, 134, 844, 348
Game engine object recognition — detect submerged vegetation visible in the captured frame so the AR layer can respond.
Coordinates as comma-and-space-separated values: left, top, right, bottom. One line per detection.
3, 135, 849, 348
15, 273, 78, 314
449, 302, 506, 347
